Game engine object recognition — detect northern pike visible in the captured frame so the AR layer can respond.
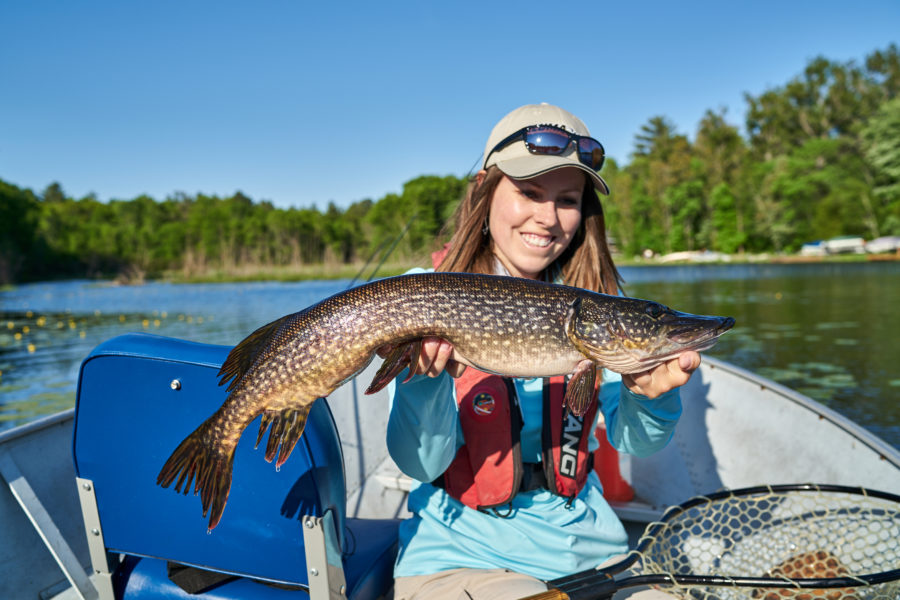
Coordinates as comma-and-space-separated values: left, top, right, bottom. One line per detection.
157, 272, 734, 529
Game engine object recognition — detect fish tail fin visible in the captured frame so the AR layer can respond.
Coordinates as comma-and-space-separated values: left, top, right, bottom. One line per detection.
255, 405, 312, 468
366, 340, 422, 394
157, 416, 237, 531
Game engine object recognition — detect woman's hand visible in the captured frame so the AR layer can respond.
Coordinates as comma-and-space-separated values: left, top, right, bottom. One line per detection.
376, 337, 467, 379
621, 351, 700, 399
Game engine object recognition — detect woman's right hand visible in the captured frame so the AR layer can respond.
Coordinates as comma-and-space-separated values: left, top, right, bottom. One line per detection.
377, 337, 467, 379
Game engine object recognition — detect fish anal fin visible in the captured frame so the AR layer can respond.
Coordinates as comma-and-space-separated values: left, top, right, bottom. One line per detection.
366, 340, 422, 394
157, 415, 237, 531
260, 406, 311, 467
218, 313, 295, 392
564, 360, 598, 417
255, 412, 274, 448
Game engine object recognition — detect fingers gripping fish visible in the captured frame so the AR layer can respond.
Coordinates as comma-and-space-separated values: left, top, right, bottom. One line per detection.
156, 272, 735, 530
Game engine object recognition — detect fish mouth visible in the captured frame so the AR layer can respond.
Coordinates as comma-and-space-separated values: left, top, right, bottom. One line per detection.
631, 315, 735, 371
666, 316, 735, 345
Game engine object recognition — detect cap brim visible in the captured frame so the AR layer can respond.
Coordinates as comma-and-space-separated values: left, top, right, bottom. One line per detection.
495, 154, 610, 195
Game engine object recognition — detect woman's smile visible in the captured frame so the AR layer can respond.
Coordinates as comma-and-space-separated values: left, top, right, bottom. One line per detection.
520, 232, 554, 248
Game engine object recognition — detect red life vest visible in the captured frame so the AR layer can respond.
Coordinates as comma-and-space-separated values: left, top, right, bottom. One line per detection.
431, 246, 598, 510
441, 368, 598, 510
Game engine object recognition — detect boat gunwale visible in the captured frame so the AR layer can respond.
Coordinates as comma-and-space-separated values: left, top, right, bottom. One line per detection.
0, 408, 74, 445
702, 355, 900, 468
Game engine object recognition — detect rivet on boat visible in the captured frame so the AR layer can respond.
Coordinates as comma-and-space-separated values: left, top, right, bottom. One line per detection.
170, 379, 182, 391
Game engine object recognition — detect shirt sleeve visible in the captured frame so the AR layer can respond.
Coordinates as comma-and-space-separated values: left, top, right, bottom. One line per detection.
598, 369, 683, 457
386, 369, 460, 482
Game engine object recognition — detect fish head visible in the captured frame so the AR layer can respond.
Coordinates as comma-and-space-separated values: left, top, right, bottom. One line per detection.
566, 294, 735, 374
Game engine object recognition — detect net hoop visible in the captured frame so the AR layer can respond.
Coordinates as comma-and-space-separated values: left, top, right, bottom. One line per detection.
552, 483, 900, 599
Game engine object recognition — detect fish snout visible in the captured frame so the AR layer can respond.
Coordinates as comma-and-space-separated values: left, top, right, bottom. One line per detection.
718, 316, 736, 334
665, 314, 735, 345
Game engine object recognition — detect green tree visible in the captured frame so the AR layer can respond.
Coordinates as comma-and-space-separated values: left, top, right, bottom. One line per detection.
0, 180, 42, 283
862, 97, 900, 234
627, 116, 693, 253
709, 183, 746, 253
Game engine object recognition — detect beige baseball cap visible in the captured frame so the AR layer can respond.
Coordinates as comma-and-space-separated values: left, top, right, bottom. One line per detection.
483, 103, 610, 195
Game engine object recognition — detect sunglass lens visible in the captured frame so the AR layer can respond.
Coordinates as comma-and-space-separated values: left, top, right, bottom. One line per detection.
578, 139, 605, 170
524, 128, 571, 155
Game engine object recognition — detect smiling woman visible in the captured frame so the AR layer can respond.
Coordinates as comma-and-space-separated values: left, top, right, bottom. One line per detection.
487, 169, 585, 280
384, 103, 708, 600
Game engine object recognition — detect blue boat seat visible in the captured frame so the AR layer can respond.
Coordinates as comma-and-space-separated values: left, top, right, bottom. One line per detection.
73, 333, 399, 599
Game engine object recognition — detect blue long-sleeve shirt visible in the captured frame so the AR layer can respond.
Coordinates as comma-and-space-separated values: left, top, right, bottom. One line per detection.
387, 368, 682, 580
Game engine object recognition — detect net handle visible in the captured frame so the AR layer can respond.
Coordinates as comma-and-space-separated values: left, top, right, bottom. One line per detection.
523, 569, 900, 600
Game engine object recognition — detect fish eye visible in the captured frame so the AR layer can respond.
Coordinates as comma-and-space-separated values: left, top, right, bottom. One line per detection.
645, 303, 665, 319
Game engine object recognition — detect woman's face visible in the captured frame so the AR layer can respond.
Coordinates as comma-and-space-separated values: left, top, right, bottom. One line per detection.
487, 167, 585, 280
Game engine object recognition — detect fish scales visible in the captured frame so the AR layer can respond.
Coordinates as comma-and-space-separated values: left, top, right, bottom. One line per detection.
157, 272, 734, 529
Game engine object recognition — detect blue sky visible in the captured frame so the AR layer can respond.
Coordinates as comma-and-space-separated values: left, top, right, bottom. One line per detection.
1, 1, 898, 210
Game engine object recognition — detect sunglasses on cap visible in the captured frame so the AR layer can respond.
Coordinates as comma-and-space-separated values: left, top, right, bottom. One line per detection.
485, 124, 606, 171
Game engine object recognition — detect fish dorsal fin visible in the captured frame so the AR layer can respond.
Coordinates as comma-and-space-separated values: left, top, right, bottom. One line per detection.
218, 313, 295, 392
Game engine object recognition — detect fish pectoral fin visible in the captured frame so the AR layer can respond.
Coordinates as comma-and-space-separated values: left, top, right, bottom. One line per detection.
365, 340, 423, 394
564, 360, 598, 417
564, 297, 591, 357
256, 405, 312, 467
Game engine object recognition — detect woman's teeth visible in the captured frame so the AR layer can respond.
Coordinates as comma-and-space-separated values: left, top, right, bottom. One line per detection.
521, 233, 552, 248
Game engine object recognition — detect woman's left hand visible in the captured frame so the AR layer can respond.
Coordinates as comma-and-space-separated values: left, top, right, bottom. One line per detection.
622, 351, 700, 399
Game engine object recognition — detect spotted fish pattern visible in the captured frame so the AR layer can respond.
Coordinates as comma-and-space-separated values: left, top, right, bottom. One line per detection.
157, 272, 734, 529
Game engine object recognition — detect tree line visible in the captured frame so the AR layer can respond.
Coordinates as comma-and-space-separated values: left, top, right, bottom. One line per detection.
2, 45, 899, 285
0, 175, 465, 284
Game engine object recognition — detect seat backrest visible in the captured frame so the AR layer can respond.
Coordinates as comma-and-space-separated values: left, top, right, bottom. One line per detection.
73, 333, 346, 586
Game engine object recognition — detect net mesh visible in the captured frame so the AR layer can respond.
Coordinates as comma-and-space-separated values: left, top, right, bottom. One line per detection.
629, 486, 900, 600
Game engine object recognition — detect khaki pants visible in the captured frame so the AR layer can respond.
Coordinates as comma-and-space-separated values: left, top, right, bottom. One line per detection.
391, 566, 675, 600
392, 567, 548, 600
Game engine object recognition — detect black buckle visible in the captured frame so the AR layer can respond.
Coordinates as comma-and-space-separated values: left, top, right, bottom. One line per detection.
519, 462, 548, 492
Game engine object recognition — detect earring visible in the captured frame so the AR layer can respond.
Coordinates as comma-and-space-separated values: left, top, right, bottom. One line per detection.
482, 219, 490, 236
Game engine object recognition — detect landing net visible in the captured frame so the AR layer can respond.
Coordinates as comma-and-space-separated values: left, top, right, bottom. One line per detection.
626, 484, 900, 600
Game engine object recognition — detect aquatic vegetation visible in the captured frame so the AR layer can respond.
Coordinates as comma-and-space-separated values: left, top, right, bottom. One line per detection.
756, 367, 809, 382
0, 391, 75, 424
754, 362, 859, 405
814, 321, 860, 330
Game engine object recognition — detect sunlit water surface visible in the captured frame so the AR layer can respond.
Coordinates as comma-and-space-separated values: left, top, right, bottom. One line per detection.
1, 263, 898, 449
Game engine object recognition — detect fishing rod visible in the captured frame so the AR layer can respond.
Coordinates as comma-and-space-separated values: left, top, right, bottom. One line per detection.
347, 238, 389, 289
347, 215, 418, 288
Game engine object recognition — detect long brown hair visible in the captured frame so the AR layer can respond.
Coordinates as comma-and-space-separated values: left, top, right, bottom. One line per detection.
436, 166, 622, 295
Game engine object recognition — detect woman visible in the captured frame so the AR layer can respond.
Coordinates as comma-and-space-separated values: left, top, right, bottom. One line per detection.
386, 103, 699, 599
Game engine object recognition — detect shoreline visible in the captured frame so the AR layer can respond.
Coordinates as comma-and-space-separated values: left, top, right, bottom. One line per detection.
3, 252, 899, 289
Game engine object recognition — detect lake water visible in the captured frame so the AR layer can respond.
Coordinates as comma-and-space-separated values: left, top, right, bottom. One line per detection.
1, 262, 898, 449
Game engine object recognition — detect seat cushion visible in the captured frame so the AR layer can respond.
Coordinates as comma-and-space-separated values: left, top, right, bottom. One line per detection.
115, 556, 309, 599
343, 518, 401, 599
